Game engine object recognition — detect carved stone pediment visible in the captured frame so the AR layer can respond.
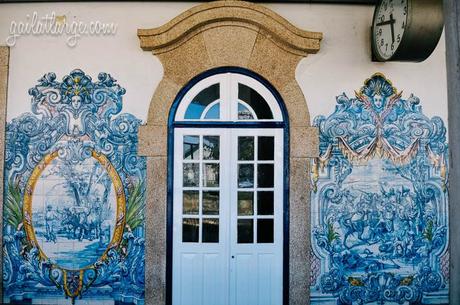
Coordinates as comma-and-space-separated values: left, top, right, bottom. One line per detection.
138, 1, 322, 56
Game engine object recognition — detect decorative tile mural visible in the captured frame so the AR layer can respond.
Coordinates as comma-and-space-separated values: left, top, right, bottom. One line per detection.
310, 74, 449, 304
3, 70, 146, 304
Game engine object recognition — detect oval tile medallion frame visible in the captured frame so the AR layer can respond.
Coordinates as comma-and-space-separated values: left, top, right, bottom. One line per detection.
22, 149, 126, 294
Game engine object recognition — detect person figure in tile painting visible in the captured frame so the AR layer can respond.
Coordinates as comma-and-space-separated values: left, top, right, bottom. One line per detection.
71, 93, 82, 110
93, 199, 103, 241
76, 205, 90, 241
372, 93, 385, 112
68, 94, 85, 137
45, 205, 57, 243
87, 203, 103, 242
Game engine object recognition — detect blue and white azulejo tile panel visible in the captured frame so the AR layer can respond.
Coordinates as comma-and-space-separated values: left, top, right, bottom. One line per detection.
3, 70, 146, 304
310, 73, 449, 305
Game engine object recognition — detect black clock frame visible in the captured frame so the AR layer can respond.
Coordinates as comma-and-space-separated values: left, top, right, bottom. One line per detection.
372, 0, 444, 62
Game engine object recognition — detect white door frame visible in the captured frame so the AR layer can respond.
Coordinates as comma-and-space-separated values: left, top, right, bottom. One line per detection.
168, 70, 289, 305
172, 128, 284, 305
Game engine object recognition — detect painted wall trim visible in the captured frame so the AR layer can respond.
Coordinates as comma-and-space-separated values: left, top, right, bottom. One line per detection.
0, 46, 9, 303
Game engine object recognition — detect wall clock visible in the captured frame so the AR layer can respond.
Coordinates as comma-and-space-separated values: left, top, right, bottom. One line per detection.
371, 0, 443, 62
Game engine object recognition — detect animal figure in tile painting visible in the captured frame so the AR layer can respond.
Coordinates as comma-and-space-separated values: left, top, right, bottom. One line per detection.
3, 70, 146, 304
310, 73, 449, 305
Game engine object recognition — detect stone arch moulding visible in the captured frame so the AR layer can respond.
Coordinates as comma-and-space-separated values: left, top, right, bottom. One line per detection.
137, 1, 322, 305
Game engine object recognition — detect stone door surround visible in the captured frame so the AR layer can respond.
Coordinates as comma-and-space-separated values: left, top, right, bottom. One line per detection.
137, 1, 322, 304
0, 46, 9, 302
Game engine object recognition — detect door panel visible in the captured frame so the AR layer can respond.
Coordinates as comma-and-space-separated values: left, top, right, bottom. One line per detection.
173, 129, 229, 305
179, 253, 202, 305
234, 254, 256, 305
229, 129, 283, 305
258, 253, 275, 304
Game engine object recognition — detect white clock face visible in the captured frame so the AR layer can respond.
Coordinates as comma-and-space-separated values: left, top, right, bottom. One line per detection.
373, 0, 408, 60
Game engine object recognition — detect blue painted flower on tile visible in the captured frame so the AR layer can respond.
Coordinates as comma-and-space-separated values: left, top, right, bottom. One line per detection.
3, 70, 146, 304
310, 73, 449, 305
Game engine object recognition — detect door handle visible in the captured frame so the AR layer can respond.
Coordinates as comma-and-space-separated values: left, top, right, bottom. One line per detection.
231, 255, 235, 259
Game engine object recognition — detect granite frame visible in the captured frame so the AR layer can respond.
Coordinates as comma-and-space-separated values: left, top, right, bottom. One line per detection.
0, 46, 10, 303
137, 2, 322, 304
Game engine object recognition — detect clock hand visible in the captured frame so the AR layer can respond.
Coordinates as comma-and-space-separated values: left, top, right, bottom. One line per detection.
376, 20, 393, 26
390, 13, 395, 43
376, 19, 396, 26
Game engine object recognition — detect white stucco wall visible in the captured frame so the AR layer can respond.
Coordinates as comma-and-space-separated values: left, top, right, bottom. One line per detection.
0, 3, 449, 304
0, 1, 447, 123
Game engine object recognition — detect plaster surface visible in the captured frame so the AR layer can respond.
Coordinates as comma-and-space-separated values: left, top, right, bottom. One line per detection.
0, 1, 449, 304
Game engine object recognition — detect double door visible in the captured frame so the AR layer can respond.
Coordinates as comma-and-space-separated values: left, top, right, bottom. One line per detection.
172, 128, 283, 305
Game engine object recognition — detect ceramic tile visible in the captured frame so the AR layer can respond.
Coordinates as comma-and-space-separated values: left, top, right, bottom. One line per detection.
310, 74, 449, 304
3, 70, 146, 303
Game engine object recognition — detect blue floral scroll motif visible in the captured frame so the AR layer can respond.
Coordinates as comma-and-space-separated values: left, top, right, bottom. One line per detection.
3, 70, 146, 304
310, 74, 448, 305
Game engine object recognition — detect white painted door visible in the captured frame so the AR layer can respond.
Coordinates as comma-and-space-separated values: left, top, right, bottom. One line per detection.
229, 129, 283, 305
173, 128, 283, 305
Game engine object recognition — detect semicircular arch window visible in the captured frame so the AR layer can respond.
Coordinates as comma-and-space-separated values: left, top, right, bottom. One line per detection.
176, 73, 282, 122
237, 83, 273, 119
184, 83, 220, 119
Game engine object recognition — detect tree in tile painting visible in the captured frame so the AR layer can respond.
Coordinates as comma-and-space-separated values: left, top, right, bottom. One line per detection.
310, 73, 449, 305
3, 70, 146, 304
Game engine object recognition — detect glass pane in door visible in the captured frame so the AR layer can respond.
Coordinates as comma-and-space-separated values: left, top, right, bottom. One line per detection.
181, 134, 221, 244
